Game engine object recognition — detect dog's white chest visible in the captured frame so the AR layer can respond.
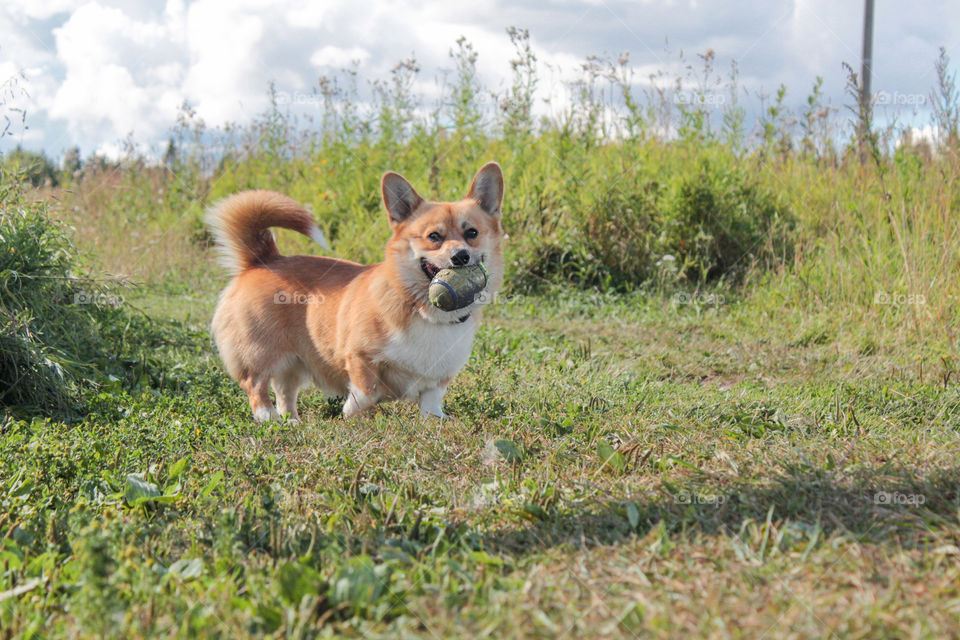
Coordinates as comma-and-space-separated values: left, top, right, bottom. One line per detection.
381, 318, 476, 387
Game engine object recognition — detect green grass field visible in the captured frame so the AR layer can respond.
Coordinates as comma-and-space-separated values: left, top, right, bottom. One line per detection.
4, 276, 960, 637
3, 41, 960, 638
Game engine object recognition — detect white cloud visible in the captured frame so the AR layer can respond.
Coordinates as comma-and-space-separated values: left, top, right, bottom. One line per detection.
283, 0, 330, 29
0, 0, 957, 158
183, 0, 266, 124
4, 0, 83, 21
898, 124, 937, 147
42, 2, 183, 153
310, 46, 370, 69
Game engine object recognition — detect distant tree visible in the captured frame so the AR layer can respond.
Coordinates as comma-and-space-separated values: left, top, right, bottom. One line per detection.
63, 145, 81, 175
81, 153, 119, 176
163, 136, 177, 171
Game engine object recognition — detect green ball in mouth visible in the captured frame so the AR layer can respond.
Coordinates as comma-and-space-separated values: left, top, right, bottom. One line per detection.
428, 263, 488, 311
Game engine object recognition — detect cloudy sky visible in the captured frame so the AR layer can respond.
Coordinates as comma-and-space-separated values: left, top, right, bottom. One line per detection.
1, 0, 956, 160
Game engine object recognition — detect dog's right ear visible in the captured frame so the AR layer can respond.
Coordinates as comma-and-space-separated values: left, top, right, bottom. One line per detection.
381, 172, 424, 226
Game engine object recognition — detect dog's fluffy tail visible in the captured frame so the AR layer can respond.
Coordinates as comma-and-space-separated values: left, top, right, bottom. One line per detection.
205, 190, 329, 274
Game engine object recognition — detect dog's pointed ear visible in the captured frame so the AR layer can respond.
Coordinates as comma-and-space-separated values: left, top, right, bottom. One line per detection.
465, 161, 504, 217
381, 172, 424, 225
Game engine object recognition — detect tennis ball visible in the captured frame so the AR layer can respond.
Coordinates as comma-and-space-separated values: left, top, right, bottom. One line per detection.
429, 263, 488, 311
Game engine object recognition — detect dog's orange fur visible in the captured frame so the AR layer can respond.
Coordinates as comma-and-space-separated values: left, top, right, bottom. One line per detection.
207, 162, 505, 421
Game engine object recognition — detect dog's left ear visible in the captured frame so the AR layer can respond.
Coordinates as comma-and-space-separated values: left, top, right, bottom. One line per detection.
382, 171, 425, 226
465, 162, 504, 217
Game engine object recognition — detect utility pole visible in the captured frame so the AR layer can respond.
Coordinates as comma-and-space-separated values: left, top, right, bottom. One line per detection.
859, 0, 874, 163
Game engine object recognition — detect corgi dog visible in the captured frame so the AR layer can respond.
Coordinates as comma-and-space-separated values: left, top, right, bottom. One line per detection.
206, 162, 505, 422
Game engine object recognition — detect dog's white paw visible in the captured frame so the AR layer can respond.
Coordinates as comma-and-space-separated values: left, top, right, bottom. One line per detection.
253, 406, 280, 422
420, 406, 449, 420
343, 386, 377, 418
418, 387, 448, 419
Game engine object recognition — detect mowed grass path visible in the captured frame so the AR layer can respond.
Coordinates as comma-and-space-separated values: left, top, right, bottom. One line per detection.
3, 287, 960, 638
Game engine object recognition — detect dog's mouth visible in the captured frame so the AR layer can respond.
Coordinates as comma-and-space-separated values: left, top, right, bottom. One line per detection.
420, 258, 441, 281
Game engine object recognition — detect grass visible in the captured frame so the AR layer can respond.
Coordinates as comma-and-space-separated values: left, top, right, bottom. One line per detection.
3, 32, 960, 639
2, 282, 960, 638
0, 175, 151, 415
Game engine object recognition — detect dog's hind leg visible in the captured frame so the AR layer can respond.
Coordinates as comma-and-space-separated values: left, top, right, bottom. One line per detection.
241, 375, 278, 422
272, 360, 310, 423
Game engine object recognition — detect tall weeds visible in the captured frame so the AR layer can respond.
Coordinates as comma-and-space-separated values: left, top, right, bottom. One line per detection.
0, 169, 147, 414
15, 29, 960, 348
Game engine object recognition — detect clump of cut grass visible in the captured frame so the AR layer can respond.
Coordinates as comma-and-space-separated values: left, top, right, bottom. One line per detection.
0, 171, 148, 415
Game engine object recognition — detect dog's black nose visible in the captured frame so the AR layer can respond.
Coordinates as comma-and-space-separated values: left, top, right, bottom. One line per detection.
451, 250, 471, 266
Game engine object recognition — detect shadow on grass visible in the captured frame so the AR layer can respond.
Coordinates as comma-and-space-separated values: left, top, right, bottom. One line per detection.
486, 465, 960, 555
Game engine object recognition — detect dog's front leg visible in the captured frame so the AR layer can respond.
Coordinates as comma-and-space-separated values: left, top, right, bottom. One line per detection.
419, 385, 449, 419
343, 356, 381, 418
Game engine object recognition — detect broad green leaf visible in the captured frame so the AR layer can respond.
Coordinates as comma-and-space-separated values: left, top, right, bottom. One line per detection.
627, 502, 640, 529
597, 440, 626, 473
468, 551, 504, 566
278, 561, 326, 605
201, 470, 224, 498
167, 456, 189, 481
124, 474, 161, 506
494, 439, 523, 463
255, 604, 282, 633
168, 557, 204, 580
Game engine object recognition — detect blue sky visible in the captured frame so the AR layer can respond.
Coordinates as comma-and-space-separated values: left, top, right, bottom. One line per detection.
1, 0, 957, 160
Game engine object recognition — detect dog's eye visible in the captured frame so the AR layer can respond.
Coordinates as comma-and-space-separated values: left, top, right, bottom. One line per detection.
464, 228, 478, 240
428, 232, 443, 243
